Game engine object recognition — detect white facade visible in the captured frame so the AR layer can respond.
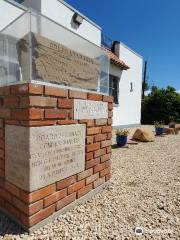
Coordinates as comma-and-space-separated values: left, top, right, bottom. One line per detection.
0, 0, 25, 31
112, 43, 143, 127
0, 0, 101, 46
23, 0, 101, 46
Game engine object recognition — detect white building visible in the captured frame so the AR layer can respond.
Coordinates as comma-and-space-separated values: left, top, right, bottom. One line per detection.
108, 43, 143, 128
0, 0, 143, 128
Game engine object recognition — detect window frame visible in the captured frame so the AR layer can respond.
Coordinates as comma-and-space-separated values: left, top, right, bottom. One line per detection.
109, 74, 120, 106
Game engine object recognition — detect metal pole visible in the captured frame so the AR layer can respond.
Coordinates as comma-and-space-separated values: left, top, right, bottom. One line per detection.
142, 60, 147, 99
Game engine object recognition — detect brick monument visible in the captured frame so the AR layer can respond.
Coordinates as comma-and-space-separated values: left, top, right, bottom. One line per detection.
0, 83, 112, 232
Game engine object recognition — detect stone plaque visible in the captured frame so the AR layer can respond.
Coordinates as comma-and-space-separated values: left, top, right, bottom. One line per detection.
74, 99, 108, 119
17, 34, 100, 91
5, 124, 85, 192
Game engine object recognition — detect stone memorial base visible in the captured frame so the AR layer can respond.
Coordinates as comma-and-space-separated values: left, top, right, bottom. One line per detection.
0, 83, 112, 232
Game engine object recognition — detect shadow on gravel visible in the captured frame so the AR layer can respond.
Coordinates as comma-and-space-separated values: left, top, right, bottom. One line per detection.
0, 211, 26, 236
112, 144, 129, 149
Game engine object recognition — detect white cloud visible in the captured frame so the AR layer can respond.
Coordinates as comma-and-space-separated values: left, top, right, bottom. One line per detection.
176, 90, 180, 94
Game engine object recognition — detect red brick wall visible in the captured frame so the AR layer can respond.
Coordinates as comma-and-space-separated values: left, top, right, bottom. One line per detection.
0, 84, 113, 229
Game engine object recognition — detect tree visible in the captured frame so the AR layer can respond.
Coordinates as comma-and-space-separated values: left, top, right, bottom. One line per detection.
141, 86, 180, 124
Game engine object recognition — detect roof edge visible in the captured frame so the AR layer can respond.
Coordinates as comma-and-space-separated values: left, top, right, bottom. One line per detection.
102, 47, 129, 70
110, 59, 129, 70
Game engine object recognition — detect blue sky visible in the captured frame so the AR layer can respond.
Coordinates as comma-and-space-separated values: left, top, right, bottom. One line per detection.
66, 0, 180, 91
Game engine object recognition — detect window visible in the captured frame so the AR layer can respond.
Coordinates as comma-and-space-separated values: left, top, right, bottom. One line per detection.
109, 74, 119, 104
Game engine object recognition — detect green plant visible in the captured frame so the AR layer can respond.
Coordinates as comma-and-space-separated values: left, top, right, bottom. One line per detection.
142, 86, 180, 124
154, 121, 164, 128
115, 129, 129, 136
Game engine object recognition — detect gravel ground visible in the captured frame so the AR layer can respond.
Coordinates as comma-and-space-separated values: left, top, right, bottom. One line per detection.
0, 127, 180, 240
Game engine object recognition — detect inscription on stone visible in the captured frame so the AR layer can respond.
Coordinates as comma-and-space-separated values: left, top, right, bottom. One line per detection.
5, 124, 85, 192
74, 99, 108, 119
17, 34, 100, 91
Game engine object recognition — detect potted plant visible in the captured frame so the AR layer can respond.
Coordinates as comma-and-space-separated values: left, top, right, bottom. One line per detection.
168, 116, 176, 128
115, 129, 129, 147
154, 121, 164, 135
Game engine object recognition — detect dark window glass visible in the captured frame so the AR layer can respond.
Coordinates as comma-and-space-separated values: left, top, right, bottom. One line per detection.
109, 75, 119, 104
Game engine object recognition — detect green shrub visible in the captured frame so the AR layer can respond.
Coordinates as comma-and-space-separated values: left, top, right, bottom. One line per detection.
142, 86, 180, 124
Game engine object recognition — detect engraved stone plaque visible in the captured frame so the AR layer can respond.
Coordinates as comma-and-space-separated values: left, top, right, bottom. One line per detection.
74, 99, 108, 119
17, 34, 100, 91
5, 124, 86, 192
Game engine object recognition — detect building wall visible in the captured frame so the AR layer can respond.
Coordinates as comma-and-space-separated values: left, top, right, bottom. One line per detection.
113, 43, 143, 127
23, 0, 101, 46
0, 0, 24, 31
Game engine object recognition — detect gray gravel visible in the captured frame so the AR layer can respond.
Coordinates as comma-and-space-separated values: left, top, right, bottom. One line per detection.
0, 128, 180, 240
